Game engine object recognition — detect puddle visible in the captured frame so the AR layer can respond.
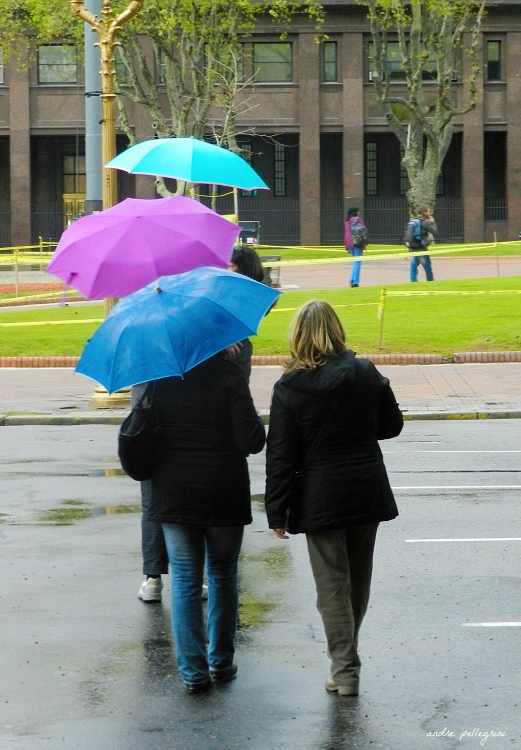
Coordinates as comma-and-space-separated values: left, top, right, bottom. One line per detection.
105, 504, 140, 514
239, 593, 276, 627
243, 545, 291, 580
35, 501, 141, 526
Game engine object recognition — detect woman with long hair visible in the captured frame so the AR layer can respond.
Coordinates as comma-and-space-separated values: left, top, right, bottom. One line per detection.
265, 300, 403, 696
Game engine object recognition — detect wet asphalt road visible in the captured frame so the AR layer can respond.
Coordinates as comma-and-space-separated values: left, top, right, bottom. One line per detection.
0, 421, 520, 749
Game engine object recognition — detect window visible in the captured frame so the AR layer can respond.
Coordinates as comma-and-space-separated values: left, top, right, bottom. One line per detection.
240, 142, 254, 196
253, 43, 292, 83
487, 41, 501, 81
0, 48, 4, 85
274, 143, 286, 196
114, 48, 127, 84
365, 142, 378, 196
368, 42, 404, 82
63, 155, 86, 194
323, 42, 337, 82
368, 42, 438, 82
38, 46, 77, 84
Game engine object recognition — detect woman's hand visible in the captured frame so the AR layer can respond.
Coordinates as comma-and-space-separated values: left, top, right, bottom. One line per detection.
273, 527, 289, 540
224, 342, 243, 358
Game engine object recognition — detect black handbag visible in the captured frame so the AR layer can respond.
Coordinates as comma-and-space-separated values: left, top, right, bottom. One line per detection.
287, 395, 339, 532
118, 382, 162, 482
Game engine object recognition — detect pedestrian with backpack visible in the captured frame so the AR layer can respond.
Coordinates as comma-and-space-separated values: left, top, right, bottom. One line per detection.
403, 206, 437, 282
345, 207, 368, 288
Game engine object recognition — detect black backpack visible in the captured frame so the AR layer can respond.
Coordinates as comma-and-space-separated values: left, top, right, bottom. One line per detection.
350, 217, 368, 247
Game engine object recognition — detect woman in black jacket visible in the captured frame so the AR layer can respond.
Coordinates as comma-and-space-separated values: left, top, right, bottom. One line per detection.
265, 300, 403, 696
147, 354, 266, 693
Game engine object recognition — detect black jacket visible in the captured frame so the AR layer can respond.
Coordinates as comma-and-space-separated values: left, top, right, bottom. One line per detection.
265, 350, 403, 534
148, 356, 266, 526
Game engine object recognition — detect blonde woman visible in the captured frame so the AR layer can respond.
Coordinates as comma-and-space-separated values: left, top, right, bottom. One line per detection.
265, 300, 403, 696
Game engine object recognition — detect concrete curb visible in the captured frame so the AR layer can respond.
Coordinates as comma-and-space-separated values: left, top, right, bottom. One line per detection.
3, 352, 521, 367
2, 410, 521, 427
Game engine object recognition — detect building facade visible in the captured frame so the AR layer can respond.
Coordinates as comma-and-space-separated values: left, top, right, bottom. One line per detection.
0, 0, 518, 247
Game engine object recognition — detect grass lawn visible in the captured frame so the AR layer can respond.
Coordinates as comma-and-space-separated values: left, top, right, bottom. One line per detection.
1, 277, 520, 357
0, 304, 103, 357
253, 276, 521, 357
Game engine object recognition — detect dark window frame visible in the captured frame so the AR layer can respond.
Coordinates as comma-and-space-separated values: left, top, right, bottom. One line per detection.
62, 154, 86, 195
274, 142, 286, 197
365, 141, 378, 196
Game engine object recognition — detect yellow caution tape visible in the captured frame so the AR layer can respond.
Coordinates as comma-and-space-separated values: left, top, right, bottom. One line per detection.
386, 289, 521, 298
0, 319, 102, 328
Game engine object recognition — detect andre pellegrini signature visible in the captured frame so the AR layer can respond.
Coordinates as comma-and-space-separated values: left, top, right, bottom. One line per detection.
427, 728, 507, 745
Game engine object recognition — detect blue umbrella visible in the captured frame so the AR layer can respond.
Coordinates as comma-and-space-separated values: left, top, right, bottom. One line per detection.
105, 137, 269, 191
76, 266, 280, 393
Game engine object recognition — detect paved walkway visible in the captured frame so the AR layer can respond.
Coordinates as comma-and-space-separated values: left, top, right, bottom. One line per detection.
1, 363, 521, 423
278, 255, 521, 289
2, 254, 521, 292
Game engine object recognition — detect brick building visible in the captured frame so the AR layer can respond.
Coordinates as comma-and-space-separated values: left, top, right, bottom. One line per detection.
0, 0, 518, 247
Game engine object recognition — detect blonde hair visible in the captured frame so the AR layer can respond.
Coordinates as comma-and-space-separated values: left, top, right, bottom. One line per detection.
284, 300, 347, 373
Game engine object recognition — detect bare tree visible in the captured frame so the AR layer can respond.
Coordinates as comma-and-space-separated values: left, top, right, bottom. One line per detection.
366, 0, 487, 215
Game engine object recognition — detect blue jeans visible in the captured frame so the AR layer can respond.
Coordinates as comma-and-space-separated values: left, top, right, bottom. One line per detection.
161, 523, 244, 685
350, 247, 363, 285
410, 254, 433, 282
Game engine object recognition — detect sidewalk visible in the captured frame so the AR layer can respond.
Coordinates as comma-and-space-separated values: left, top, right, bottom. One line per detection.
1, 362, 521, 424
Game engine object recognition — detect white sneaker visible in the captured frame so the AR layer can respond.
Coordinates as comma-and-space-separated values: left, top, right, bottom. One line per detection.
138, 577, 162, 602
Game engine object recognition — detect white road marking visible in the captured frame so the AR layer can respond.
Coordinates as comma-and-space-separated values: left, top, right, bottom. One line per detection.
392, 485, 521, 489
383, 450, 521, 453
461, 622, 521, 627
406, 537, 521, 543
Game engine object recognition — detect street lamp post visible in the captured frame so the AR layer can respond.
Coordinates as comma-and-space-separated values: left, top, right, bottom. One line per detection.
70, 0, 143, 405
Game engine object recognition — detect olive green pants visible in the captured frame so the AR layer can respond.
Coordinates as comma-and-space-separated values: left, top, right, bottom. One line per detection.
306, 523, 379, 687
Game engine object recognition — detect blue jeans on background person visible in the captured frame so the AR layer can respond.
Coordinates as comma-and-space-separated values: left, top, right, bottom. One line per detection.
161, 523, 244, 686
350, 247, 363, 286
410, 254, 433, 282
141, 480, 169, 575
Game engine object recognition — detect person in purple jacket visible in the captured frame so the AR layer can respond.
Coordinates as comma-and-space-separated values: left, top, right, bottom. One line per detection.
345, 206, 368, 288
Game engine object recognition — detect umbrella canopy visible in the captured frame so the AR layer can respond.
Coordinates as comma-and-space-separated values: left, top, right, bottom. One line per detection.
46, 196, 240, 300
75, 266, 280, 393
105, 137, 269, 191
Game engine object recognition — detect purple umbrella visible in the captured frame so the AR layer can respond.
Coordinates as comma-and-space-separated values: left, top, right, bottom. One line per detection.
46, 195, 240, 300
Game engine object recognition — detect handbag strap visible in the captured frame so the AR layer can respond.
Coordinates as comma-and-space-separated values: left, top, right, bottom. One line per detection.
301, 392, 340, 473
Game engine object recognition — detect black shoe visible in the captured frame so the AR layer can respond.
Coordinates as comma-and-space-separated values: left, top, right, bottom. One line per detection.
350, 282, 359, 288
185, 677, 213, 694
210, 664, 238, 682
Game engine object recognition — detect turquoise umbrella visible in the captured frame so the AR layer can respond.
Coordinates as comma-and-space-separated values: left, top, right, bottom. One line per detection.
105, 137, 269, 191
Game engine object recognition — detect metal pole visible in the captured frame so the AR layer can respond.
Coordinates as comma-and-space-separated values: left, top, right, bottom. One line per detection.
84, 0, 103, 216
494, 231, 500, 278
14, 248, 19, 298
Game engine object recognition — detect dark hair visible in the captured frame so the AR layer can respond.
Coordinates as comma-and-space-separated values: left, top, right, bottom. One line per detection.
230, 246, 265, 283
346, 206, 359, 219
